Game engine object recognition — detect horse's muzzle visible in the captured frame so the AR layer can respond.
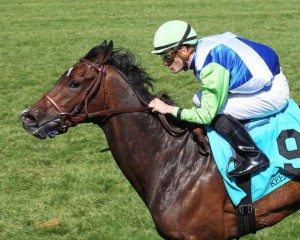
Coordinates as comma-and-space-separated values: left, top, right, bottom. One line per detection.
19, 109, 62, 139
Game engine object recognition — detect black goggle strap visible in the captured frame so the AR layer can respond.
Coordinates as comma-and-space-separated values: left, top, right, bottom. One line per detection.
172, 24, 191, 53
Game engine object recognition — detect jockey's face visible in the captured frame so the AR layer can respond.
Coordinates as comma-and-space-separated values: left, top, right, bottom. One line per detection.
161, 46, 191, 74
163, 55, 183, 74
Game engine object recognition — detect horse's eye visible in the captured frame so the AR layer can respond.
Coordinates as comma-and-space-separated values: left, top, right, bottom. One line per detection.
70, 80, 80, 88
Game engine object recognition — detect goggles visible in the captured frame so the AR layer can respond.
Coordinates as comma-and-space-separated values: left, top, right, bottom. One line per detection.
160, 50, 176, 62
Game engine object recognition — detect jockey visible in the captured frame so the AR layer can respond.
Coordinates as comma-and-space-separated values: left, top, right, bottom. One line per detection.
149, 20, 290, 177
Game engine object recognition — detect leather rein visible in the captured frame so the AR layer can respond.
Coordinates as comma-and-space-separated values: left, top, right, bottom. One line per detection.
43, 58, 186, 137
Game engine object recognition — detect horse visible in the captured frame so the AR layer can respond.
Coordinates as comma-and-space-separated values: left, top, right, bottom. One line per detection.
20, 40, 300, 239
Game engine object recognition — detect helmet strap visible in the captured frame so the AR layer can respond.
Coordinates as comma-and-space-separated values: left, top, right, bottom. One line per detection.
172, 23, 193, 71
172, 24, 191, 54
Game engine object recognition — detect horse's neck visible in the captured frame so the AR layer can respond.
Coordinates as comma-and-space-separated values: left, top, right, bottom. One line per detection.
102, 109, 211, 203
100, 69, 212, 203
102, 110, 172, 191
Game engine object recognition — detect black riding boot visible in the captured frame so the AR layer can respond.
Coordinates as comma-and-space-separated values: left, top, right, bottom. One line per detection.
211, 114, 270, 177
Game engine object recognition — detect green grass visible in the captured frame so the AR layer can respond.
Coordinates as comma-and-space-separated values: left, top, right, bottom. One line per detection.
1, 0, 299, 239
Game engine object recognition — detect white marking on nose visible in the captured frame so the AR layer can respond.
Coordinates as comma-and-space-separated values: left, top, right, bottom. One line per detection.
66, 67, 74, 77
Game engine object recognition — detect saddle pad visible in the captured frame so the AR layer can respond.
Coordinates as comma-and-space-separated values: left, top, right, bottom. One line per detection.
206, 99, 300, 206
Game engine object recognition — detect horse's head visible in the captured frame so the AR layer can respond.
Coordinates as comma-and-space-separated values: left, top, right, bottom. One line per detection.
20, 40, 114, 139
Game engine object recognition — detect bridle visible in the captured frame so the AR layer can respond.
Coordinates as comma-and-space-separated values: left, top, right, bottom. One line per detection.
43, 58, 152, 134
43, 57, 187, 138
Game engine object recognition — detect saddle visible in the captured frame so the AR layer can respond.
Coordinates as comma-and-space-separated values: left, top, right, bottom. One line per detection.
206, 99, 300, 237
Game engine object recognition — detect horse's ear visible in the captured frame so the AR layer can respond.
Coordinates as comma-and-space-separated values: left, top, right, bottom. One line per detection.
107, 40, 113, 50
99, 40, 107, 47
102, 41, 113, 63
94, 40, 113, 65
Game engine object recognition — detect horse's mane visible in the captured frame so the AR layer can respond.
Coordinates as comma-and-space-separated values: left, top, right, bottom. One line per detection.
84, 45, 175, 105
84, 45, 197, 134
107, 48, 155, 102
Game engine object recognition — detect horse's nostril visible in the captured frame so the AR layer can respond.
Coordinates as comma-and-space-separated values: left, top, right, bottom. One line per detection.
25, 114, 36, 122
20, 112, 38, 126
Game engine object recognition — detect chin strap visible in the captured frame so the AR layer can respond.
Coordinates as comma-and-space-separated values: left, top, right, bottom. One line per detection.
182, 59, 189, 71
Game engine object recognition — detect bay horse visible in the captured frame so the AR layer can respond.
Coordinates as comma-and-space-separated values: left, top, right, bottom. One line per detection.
20, 40, 300, 239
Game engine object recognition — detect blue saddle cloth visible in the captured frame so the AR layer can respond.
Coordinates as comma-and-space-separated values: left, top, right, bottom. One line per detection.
206, 99, 300, 206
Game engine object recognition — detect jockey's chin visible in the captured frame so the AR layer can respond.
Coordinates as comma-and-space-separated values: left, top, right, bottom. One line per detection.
169, 68, 181, 74
168, 64, 184, 74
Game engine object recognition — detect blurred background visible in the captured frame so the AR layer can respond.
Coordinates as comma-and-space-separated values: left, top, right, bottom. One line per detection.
0, 0, 299, 239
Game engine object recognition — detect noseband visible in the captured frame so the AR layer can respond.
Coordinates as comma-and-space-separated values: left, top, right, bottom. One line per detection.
43, 58, 152, 134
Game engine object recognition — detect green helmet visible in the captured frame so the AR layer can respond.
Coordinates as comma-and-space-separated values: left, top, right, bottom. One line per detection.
151, 20, 197, 54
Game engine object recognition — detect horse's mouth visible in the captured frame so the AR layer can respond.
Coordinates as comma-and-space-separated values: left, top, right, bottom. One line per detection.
22, 121, 61, 140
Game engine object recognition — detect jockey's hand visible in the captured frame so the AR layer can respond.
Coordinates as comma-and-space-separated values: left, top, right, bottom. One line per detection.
148, 98, 175, 114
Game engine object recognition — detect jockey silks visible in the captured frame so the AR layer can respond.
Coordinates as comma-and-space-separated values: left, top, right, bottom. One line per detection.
190, 32, 280, 93
172, 32, 288, 125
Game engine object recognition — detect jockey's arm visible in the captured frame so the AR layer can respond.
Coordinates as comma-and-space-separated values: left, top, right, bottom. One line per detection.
172, 63, 230, 125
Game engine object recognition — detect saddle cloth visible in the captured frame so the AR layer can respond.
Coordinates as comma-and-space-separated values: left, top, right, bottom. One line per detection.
206, 99, 300, 206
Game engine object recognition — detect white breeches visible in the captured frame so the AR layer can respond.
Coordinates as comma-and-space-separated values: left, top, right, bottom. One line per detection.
193, 71, 290, 120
